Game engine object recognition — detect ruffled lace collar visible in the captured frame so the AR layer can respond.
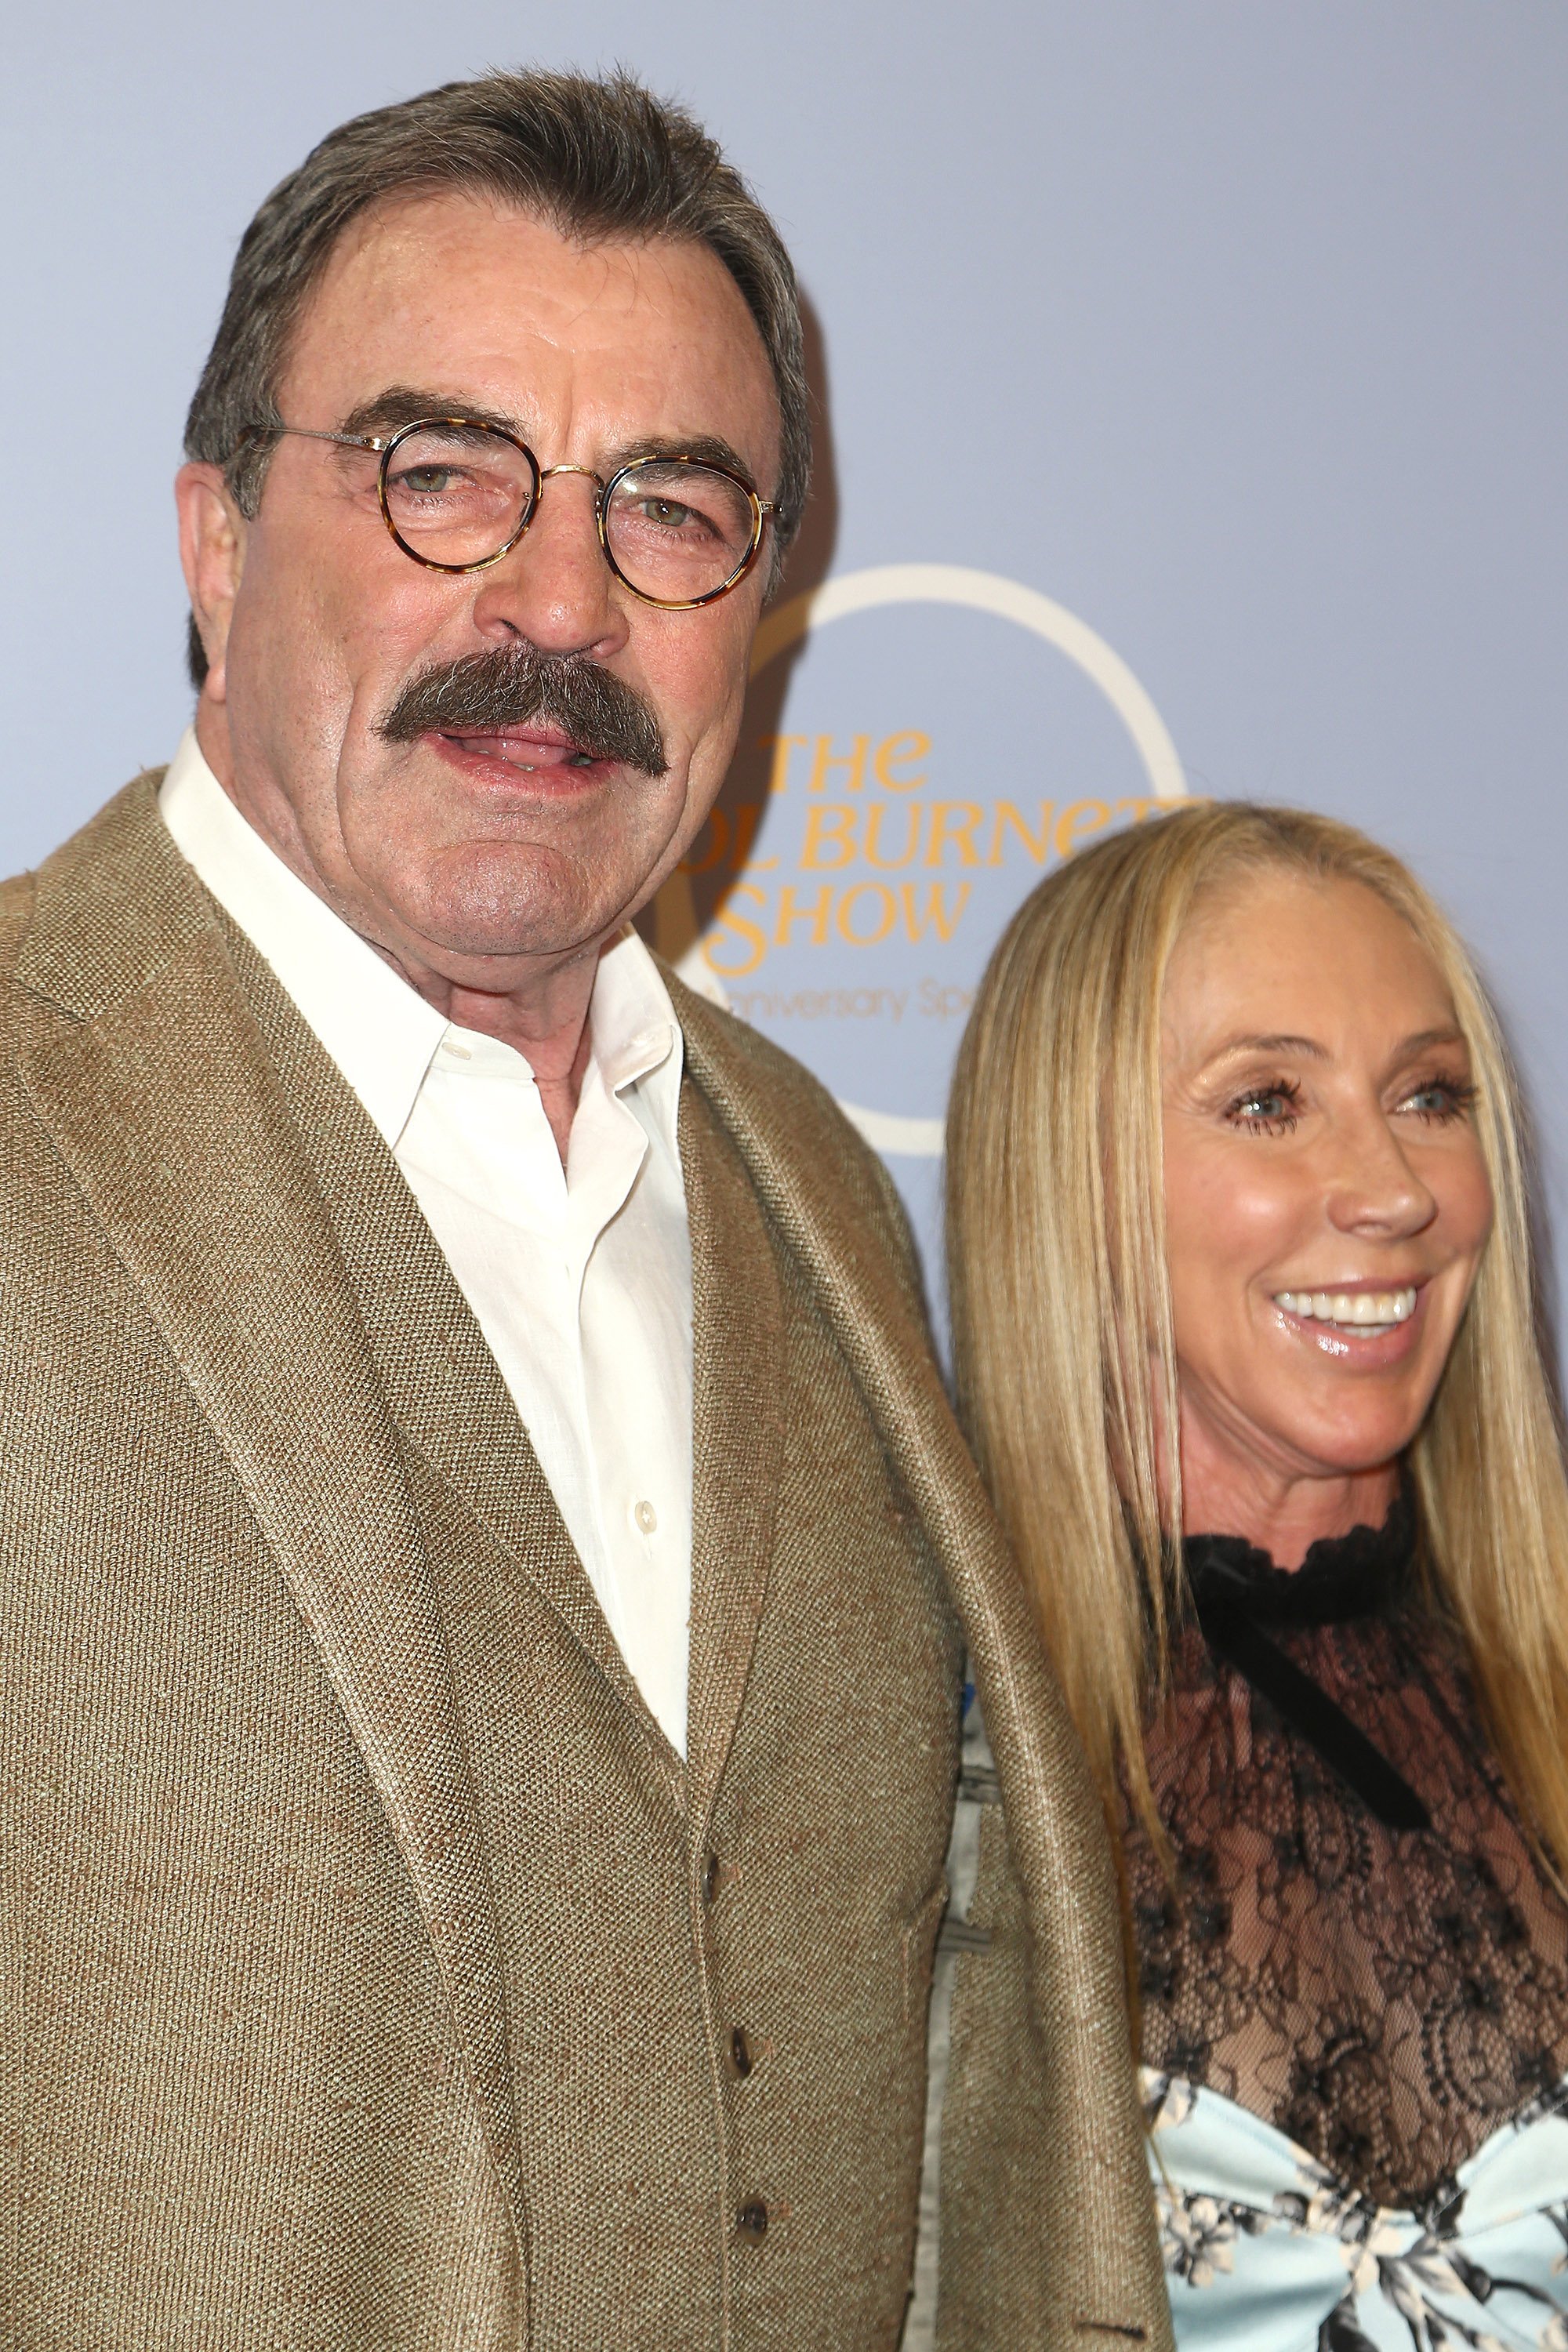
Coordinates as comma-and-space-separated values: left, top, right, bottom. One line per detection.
1183, 1481, 1414, 1629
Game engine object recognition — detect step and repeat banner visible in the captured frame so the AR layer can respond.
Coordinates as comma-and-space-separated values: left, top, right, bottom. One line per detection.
2, 3, 1565, 1319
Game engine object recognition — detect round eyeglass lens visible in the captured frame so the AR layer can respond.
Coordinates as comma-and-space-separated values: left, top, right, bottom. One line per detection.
380, 424, 538, 568
604, 460, 760, 603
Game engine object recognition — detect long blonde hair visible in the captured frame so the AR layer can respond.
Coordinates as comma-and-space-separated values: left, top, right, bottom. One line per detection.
946, 801, 1568, 1883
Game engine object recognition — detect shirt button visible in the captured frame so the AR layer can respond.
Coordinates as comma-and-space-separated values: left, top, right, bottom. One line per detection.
633, 1499, 658, 1536
731, 2026, 754, 2078
735, 2199, 768, 2243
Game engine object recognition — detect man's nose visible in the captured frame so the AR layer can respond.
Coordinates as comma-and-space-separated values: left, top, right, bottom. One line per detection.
1324, 1110, 1439, 1241
467, 472, 627, 659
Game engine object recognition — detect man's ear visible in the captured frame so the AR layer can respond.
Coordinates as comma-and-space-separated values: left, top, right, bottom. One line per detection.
175, 463, 247, 703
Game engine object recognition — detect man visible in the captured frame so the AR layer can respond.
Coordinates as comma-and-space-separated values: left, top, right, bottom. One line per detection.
0, 70, 1168, 2351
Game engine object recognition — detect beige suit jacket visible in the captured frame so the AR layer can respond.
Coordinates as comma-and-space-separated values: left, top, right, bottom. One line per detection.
0, 779, 1170, 2350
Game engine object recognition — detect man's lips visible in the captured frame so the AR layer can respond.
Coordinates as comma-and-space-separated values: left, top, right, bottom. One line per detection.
435, 728, 601, 773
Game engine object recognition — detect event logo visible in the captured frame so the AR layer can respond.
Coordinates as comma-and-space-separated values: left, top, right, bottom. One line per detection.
654, 563, 1186, 1154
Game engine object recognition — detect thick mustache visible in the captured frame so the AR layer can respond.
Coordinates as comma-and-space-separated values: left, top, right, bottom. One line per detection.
376, 646, 668, 777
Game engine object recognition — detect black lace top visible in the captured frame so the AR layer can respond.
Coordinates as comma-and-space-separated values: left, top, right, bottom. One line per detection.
1122, 1494, 1568, 2213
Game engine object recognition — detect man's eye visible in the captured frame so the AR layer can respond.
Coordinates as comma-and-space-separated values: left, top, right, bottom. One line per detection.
637, 497, 697, 529
397, 466, 459, 496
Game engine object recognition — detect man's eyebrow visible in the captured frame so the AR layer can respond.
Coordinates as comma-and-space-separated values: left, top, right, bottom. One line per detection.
598, 432, 760, 488
336, 388, 524, 441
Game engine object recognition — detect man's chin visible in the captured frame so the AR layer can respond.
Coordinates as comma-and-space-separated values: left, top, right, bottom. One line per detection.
372, 850, 637, 972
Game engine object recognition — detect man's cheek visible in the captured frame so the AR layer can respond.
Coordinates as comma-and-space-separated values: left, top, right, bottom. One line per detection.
679, 697, 746, 793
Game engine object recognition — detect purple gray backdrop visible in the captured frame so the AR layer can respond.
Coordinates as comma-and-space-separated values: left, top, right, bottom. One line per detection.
5, 3, 1564, 1330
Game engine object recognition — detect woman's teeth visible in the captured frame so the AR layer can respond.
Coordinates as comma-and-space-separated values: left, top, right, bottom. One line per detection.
1274, 1287, 1417, 1333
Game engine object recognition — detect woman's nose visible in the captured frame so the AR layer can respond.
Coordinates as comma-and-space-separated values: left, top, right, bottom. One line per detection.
1324, 1113, 1438, 1240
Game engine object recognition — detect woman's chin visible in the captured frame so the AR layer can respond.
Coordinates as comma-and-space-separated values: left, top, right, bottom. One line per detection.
1247, 1405, 1421, 1487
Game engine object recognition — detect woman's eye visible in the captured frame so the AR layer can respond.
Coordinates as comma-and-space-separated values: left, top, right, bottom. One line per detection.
1399, 1075, 1478, 1123
1225, 1082, 1302, 1133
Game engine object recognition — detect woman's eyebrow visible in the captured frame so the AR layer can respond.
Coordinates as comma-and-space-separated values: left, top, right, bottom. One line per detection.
1390, 1027, 1467, 1059
1202, 1032, 1329, 1065
1193, 1025, 1468, 1078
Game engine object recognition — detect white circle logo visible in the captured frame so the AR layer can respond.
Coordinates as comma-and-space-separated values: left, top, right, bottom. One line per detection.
666, 562, 1187, 1155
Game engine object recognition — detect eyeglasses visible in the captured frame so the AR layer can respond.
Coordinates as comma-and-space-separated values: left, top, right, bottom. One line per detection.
242, 416, 775, 609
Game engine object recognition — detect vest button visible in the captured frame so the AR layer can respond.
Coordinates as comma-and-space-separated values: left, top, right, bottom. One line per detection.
731, 2025, 754, 2077
736, 2198, 768, 2242
703, 1851, 723, 1904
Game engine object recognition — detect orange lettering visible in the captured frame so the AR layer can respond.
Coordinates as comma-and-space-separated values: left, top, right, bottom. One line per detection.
1054, 800, 1112, 859
728, 802, 777, 871
924, 802, 984, 867
863, 802, 924, 871
837, 884, 898, 946
775, 884, 836, 946
901, 883, 971, 943
703, 884, 769, 978
873, 730, 930, 792
757, 733, 808, 794
807, 733, 871, 793
985, 801, 1055, 866
800, 804, 858, 869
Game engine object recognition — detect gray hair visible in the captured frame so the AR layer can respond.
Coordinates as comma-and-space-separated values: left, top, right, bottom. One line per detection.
183, 66, 810, 684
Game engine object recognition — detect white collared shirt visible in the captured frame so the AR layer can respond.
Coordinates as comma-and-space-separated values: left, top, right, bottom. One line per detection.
160, 729, 694, 1755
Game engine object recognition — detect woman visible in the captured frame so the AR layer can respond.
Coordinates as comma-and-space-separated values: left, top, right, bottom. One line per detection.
946, 803, 1568, 2349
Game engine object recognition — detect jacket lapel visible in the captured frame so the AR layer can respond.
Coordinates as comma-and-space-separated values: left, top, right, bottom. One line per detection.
13, 781, 524, 2244
679, 1078, 786, 1829
225, 919, 652, 1737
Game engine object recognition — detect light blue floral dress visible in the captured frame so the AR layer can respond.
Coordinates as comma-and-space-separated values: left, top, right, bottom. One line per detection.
1147, 2067, 1568, 2349
1129, 1504, 1568, 2352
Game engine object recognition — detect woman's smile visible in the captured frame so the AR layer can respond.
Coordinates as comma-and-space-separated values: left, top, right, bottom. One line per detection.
1267, 1277, 1426, 1365
1272, 1283, 1417, 1330
1160, 870, 1494, 1552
